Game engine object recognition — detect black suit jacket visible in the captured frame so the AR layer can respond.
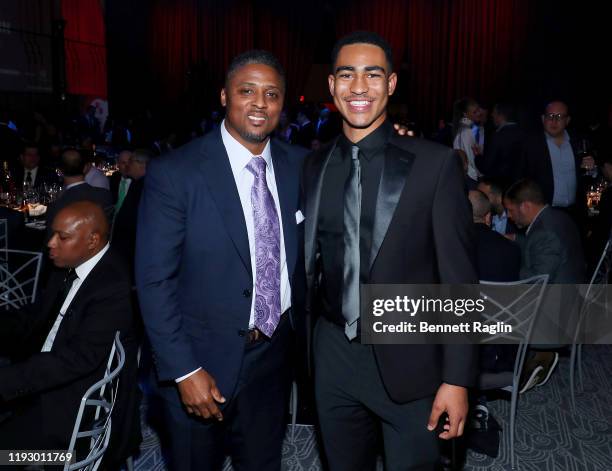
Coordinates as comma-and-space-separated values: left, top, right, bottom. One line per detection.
111, 177, 144, 278
0, 249, 137, 450
303, 135, 479, 403
46, 183, 113, 232
474, 223, 521, 282
522, 131, 584, 206
518, 206, 585, 284
476, 123, 525, 184
12, 166, 58, 191
109, 171, 122, 203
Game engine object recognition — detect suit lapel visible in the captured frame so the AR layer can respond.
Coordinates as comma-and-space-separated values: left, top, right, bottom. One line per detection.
270, 141, 296, 278
304, 140, 338, 280
369, 143, 414, 269
199, 132, 252, 276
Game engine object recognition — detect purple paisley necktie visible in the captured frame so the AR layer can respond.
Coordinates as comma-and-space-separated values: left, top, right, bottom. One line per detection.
247, 156, 281, 337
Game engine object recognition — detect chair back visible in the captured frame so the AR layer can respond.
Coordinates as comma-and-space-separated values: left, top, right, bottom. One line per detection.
574, 237, 612, 344
0, 249, 43, 309
478, 274, 549, 389
64, 332, 125, 471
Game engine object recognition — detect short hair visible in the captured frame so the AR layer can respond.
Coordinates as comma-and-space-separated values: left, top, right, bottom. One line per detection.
131, 148, 152, 164
60, 148, 85, 176
543, 100, 569, 114
504, 179, 546, 205
225, 50, 285, 90
331, 31, 394, 73
469, 190, 492, 220
20, 141, 38, 154
494, 103, 516, 122
478, 176, 505, 196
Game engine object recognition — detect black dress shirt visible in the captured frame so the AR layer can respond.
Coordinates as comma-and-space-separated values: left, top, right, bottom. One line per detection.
317, 120, 391, 325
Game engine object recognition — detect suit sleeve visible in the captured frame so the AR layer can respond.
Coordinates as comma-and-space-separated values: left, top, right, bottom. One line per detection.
519, 231, 562, 280
432, 150, 479, 388
135, 159, 200, 382
0, 285, 131, 402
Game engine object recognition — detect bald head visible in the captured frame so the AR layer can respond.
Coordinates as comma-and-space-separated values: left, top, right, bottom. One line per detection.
468, 190, 492, 224
48, 201, 109, 268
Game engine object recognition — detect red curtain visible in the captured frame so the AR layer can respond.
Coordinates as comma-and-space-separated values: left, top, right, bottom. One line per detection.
62, 0, 107, 97
146, 0, 534, 127
334, 0, 409, 73
149, 0, 316, 106
404, 0, 531, 127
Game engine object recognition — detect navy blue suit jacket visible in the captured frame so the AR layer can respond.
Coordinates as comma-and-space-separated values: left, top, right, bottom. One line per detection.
135, 129, 306, 402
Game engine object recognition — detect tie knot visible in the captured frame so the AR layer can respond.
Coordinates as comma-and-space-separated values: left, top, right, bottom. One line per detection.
351, 146, 360, 160
64, 269, 78, 285
247, 156, 267, 177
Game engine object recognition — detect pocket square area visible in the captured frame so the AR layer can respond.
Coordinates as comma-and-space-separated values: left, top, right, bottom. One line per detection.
295, 210, 305, 224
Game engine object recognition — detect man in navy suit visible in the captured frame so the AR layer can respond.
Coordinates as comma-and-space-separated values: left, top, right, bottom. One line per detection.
136, 50, 306, 471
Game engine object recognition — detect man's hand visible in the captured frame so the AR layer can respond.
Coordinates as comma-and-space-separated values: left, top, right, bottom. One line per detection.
472, 144, 482, 156
427, 383, 468, 439
177, 369, 226, 421
393, 123, 414, 136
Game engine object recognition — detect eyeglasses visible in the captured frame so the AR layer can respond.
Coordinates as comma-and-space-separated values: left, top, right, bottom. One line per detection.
543, 113, 568, 122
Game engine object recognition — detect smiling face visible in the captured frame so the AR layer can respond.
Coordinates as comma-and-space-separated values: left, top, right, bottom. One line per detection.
220, 63, 284, 154
328, 43, 397, 142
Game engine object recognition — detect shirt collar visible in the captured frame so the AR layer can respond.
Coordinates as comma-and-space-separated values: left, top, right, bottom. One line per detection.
221, 119, 272, 176
75, 243, 110, 280
526, 205, 549, 235
339, 119, 392, 161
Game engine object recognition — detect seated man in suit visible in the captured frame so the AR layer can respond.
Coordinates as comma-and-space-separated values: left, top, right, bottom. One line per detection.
504, 179, 586, 392
469, 189, 521, 282
46, 148, 113, 236
12, 142, 58, 191
477, 177, 518, 236
468, 189, 520, 429
0, 201, 136, 454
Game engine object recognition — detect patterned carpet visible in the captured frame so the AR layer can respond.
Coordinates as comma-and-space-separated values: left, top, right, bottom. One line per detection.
133, 345, 612, 471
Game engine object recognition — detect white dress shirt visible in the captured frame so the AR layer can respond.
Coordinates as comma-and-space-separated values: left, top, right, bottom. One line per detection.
85, 166, 110, 190
23, 166, 39, 188
175, 121, 291, 383
41, 244, 110, 352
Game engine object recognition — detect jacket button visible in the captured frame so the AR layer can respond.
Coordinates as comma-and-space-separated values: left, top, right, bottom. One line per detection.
243, 289, 252, 298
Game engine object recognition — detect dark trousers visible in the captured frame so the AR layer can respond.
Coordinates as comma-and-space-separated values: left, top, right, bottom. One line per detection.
163, 313, 293, 471
314, 317, 439, 471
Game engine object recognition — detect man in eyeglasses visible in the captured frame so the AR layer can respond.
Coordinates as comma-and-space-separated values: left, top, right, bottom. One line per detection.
522, 101, 594, 226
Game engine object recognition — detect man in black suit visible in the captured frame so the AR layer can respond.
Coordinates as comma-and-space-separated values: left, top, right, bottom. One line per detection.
303, 32, 478, 470
468, 189, 521, 282
0, 201, 136, 453
475, 103, 524, 185
522, 101, 595, 220
12, 142, 58, 191
477, 177, 518, 236
46, 148, 113, 235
